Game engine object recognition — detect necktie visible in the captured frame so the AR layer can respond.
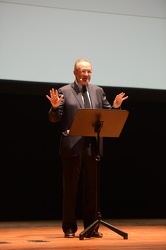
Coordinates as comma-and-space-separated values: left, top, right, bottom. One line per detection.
82, 85, 91, 108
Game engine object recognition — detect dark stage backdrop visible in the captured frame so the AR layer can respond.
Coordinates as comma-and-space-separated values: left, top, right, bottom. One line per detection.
0, 80, 166, 221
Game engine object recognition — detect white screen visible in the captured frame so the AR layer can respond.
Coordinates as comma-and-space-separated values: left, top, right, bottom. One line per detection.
0, 0, 166, 90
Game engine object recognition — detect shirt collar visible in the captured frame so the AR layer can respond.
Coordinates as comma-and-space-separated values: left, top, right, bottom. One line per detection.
75, 80, 88, 92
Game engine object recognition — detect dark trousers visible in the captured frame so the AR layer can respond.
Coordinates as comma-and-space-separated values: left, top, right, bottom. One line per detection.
61, 138, 98, 233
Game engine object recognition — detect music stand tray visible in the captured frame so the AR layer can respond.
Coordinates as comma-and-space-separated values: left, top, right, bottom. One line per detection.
69, 109, 129, 240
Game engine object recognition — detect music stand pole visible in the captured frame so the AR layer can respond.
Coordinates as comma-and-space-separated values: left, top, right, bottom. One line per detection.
69, 109, 129, 240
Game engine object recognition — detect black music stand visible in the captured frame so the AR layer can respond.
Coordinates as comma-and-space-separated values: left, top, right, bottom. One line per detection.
69, 109, 129, 240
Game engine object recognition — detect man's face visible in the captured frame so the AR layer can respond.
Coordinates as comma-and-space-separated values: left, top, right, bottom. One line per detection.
74, 61, 92, 85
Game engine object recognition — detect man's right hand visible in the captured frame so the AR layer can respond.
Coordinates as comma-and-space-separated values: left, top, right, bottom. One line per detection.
46, 88, 64, 109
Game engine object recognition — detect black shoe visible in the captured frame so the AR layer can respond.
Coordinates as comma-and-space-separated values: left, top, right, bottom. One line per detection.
64, 229, 75, 238
86, 231, 103, 238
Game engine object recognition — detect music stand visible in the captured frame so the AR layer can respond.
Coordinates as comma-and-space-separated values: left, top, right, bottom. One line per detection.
69, 109, 129, 240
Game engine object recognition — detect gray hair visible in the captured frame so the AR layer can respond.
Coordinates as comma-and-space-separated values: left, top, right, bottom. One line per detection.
74, 58, 91, 70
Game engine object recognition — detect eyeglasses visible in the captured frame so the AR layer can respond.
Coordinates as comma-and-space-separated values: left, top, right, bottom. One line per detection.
76, 70, 92, 74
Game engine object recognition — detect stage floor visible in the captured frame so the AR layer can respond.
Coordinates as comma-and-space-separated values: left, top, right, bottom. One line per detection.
0, 219, 166, 250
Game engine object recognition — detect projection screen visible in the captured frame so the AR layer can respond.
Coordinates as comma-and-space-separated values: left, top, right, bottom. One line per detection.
0, 0, 166, 90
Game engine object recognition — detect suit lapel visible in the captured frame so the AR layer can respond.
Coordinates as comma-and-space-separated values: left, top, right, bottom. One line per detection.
87, 84, 95, 108
71, 82, 84, 108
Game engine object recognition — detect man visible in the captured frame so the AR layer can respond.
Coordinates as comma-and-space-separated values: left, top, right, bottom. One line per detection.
46, 58, 128, 238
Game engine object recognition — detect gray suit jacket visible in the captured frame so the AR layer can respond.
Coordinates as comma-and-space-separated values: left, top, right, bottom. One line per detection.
49, 82, 112, 156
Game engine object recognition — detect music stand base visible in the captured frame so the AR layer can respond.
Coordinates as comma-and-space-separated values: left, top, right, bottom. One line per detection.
79, 213, 128, 240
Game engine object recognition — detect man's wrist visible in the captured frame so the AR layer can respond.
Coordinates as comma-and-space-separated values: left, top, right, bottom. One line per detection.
51, 106, 57, 112
113, 100, 118, 108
